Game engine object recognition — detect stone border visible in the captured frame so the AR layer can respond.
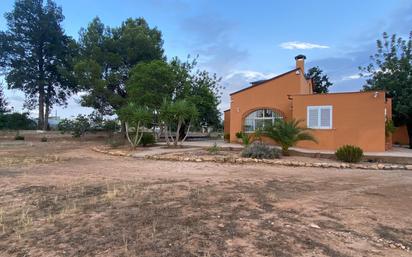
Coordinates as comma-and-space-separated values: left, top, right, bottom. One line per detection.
92, 147, 412, 171
91, 147, 133, 157
146, 155, 412, 171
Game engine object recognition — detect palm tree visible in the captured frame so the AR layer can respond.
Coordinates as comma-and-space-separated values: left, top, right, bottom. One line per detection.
263, 119, 317, 155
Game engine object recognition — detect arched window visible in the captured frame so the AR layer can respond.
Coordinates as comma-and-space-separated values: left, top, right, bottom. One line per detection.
244, 109, 283, 132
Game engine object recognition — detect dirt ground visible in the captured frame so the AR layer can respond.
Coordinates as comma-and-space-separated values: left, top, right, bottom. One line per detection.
0, 135, 412, 257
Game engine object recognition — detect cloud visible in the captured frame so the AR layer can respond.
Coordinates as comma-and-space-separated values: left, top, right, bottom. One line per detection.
280, 41, 330, 50
224, 70, 276, 81
341, 74, 361, 81
219, 69, 279, 113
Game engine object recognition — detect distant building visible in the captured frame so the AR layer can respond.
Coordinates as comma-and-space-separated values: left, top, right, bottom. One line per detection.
48, 116, 61, 129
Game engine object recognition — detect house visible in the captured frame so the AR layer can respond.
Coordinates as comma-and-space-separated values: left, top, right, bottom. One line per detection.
224, 55, 392, 152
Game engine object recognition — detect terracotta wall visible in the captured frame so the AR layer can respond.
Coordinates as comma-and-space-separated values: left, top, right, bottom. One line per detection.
393, 125, 410, 145
228, 71, 310, 142
223, 110, 230, 135
292, 91, 388, 152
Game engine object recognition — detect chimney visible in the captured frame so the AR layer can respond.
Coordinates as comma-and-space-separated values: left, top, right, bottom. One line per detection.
295, 54, 306, 73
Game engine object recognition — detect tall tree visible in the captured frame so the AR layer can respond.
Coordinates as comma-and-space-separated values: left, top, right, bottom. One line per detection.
170, 57, 222, 128
0, 0, 78, 130
0, 85, 9, 114
305, 66, 333, 94
360, 32, 412, 148
75, 17, 164, 116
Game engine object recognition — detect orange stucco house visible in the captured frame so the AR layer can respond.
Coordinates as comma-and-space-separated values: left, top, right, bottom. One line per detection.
224, 55, 392, 152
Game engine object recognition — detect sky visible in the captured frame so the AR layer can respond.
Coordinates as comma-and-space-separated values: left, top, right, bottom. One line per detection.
1, 0, 412, 118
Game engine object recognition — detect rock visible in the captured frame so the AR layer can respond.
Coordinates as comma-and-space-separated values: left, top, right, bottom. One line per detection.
389, 243, 396, 249
340, 163, 350, 169
377, 164, 385, 169
406, 165, 412, 170
195, 158, 202, 162
309, 223, 320, 229
218, 224, 224, 228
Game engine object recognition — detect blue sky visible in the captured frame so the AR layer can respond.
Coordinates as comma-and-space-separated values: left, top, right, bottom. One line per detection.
1, 0, 412, 118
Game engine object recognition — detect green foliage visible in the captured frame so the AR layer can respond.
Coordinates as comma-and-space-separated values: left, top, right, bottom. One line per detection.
117, 103, 152, 147
235, 131, 251, 146
0, 0, 78, 130
57, 119, 73, 134
76, 17, 164, 115
159, 99, 198, 146
0, 86, 9, 114
102, 120, 119, 133
207, 142, 221, 155
14, 131, 24, 141
241, 133, 251, 146
224, 133, 230, 141
0, 112, 36, 130
305, 66, 333, 93
170, 57, 222, 128
139, 132, 155, 147
360, 32, 412, 148
335, 145, 363, 163
71, 115, 91, 138
241, 142, 281, 159
263, 119, 317, 155
127, 60, 175, 110
385, 120, 396, 137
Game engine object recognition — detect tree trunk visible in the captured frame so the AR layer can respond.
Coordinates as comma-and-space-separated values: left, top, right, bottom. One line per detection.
38, 88, 45, 130
121, 121, 127, 137
174, 120, 182, 146
406, 121, 412, 149
44, 101, 50, 131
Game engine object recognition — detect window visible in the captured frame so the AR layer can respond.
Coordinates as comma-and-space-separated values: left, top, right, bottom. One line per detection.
307, 106, 332, 129
244, 109, 283, 132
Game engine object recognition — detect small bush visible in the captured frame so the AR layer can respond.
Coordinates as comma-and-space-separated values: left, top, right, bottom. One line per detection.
40, 137, 47, 142
14, 132, 25, 141
224, 133, 230, 141
139, 132, 155, 147
207, 142, 221, 155
335, 145, 363, 163
241, 142, 281, 159
235, 131, 243, 139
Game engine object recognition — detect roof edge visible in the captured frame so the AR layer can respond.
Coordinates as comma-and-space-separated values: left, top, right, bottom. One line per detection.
230, 68, 300, 96
288, 90, 387, 97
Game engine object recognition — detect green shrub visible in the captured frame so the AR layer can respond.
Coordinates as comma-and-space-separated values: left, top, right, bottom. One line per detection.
241, 142, 281, 159
40, 137, 47, 142
224, 133, 230, 141
335, 145, 363, 163
14, 132, 25, 140
139, 132, 155, 147
0, 112, 36, 130
57, 118, 73, 134
207, 142, 221, 155
71, 115, 90, 138
385, 120, 396, 137
236, 131, 251, 145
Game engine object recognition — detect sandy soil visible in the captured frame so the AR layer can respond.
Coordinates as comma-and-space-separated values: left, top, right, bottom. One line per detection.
0, 138, 412, 257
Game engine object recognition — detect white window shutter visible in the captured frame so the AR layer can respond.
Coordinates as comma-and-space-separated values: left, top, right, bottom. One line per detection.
307, 108, 319, 128
320, 107, 331, 128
